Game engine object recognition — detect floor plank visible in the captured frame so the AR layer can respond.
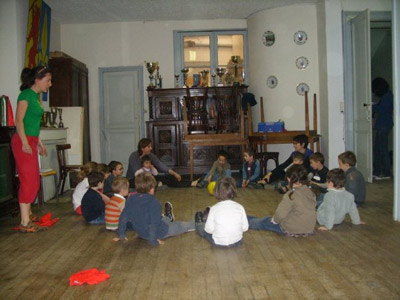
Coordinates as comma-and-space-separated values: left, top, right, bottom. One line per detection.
0, 180, 399, 299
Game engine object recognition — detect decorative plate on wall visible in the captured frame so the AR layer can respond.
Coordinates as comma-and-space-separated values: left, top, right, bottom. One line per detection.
263, 31, 275, 46
294, 30, 307, 45
266, 75, 278, 88
295, 56, 309, 69
296, 82, 309, 95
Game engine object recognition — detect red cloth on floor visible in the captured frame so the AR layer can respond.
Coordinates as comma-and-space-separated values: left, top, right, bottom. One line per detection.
69, 268, 110, 286
34, 212, 59, 227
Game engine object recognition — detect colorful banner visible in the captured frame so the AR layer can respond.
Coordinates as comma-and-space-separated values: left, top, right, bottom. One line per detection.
24, 0, 51, 68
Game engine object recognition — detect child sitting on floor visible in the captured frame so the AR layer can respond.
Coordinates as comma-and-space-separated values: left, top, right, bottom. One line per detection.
105, 177, 129, 231
273, 152, 304, 194
134, 155, 158, 177
103, 161, 124, 195
193, 150, 232, 188
195, 177, 248, 247
239, 148, 262, 189
261, 134, 313, 184
72, 161, 98, 215
338, 151, 366, 205
81, 171, 110, 224
115, 173, 195, 245
308, 152, 329, 195
317, 168, 365, 231
248, 165, 316, 237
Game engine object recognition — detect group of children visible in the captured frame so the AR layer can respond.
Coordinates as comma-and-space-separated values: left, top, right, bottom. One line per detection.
72, 133, 366, 248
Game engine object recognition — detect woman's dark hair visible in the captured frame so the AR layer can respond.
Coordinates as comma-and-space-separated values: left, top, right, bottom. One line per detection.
286, 165, 309, 199
20, 66, 51, 91
326, 168, 346, 189
214, 177, 237, 201
372, 77, 389, 97
293, 134, 309, 149
137, 138, 152, 155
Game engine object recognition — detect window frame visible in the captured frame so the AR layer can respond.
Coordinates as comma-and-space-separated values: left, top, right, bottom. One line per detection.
173, 29, 248, 86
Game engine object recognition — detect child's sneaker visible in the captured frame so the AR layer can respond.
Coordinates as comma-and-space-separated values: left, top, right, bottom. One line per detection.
202, 206, 211, 222
164, 202, 175, 222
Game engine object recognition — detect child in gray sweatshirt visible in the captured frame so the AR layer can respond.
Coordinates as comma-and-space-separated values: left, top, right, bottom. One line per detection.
317, 168, 365, 231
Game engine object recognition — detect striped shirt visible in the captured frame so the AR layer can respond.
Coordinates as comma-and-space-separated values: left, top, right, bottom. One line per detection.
105, 194, 126, 230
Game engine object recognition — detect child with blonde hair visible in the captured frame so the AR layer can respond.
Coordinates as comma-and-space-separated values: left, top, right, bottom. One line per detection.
105, 177, 129, 231
72, 161, 98, 215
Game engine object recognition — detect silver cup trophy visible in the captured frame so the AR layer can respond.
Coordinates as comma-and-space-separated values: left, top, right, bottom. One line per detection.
49, 107, 57, 128
181, 68, 189, 88
57, 108, 64, 128
145, 61, 159, 88
216, 67, 226, 86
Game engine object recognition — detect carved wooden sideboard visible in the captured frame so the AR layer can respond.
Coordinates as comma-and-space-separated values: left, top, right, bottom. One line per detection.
146, 87, 248, 174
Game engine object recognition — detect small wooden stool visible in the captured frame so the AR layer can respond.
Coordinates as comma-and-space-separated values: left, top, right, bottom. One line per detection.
38, 169, 58, 208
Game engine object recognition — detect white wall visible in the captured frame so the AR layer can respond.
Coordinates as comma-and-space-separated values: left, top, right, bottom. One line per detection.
0, 0, 28, 111
247, 4, 321, 165
59, 19, 246, 162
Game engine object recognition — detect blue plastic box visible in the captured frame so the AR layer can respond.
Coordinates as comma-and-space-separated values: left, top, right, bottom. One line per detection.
258, 122, 284, 133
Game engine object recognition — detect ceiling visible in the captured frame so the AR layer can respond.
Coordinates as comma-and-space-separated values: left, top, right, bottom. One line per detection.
45, 0, 318, 24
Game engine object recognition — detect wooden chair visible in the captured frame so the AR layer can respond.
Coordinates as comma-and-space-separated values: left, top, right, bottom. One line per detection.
254, 152, 280, 178
56, 144, 83, 196
214, 87, 239, 133
185, 87, 209, 134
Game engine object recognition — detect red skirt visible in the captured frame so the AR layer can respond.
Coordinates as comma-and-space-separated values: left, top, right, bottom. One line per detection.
11, 134, 40, 204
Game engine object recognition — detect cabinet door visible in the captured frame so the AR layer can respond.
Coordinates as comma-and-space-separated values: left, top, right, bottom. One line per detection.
154, 96, 180, 120
153, 124, 179, 167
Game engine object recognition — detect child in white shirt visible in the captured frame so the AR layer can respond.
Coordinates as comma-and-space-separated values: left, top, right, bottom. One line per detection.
195, 177, 248, 247
72, 161, 98, 215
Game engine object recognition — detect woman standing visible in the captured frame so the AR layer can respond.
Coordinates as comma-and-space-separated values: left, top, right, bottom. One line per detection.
12, 66, 52, 232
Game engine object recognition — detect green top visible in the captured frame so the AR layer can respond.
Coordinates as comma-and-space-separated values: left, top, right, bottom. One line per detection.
17, 89, 44, 137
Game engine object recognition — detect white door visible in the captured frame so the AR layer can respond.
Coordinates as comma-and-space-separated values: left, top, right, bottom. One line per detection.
99, 67, 144, 175
351, 9, 372, 183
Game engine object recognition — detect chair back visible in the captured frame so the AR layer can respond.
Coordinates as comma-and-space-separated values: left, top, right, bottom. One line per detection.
214, 87, 239, 133
184, 88, 209, 134
56, 144, 71, 171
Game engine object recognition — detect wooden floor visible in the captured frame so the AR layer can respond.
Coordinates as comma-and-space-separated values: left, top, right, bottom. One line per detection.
0, 180, 399, 299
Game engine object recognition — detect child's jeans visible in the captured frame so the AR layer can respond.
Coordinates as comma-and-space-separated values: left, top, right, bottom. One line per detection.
247, 215, 284, 234
161, 216, 195, 238
195, 223, 243, 247
88, 212, 105, 225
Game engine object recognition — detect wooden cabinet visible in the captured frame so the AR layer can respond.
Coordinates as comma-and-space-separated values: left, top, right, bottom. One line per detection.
146, 87, 247, 174
0, 127, 18, 217
49, 53, 91, 163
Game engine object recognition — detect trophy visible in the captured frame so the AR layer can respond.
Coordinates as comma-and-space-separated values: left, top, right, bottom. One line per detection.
41, 112, 49, 127
181, 68, 189, 88
211, 72, 217, 87
199, 70, 209, 87
57, 108, 64, 128
231, 56, 241, 86
216, 67, 225, 86
49, 107, 57, 128
145, 61, 159, 88
174, 74, 180, 88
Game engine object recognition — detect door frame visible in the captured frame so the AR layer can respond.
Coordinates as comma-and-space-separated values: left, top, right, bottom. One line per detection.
98, 66, 145, 163
342, 11, 392, 151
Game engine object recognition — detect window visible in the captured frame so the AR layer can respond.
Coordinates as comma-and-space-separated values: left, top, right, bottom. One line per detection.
174, 30, 247, 87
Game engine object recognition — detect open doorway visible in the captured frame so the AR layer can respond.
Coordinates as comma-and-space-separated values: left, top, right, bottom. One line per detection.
370, 21, 393, 178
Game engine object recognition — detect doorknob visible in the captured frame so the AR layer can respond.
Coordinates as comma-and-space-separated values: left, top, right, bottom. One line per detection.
363, 103, 371, 107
